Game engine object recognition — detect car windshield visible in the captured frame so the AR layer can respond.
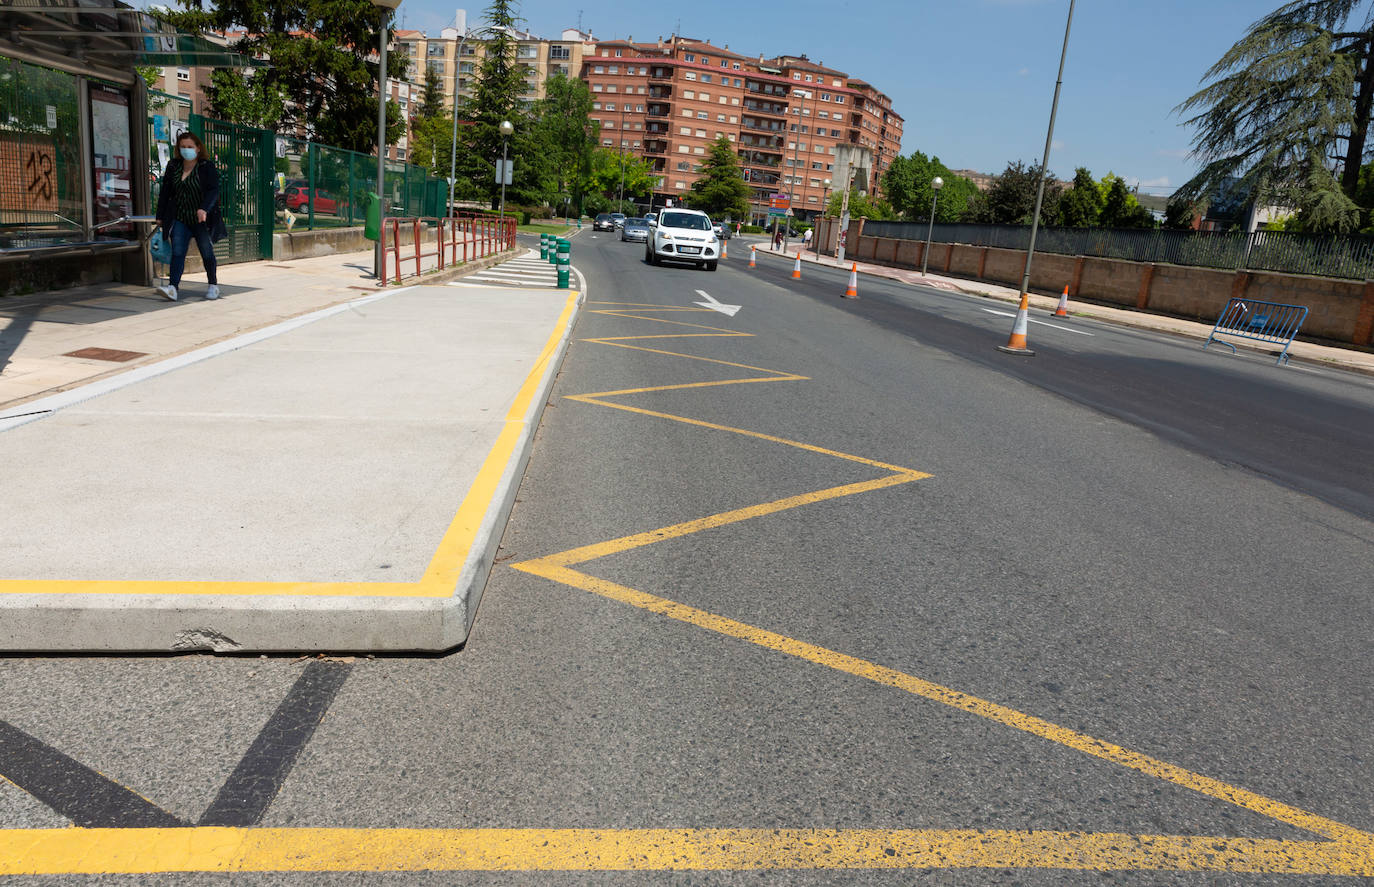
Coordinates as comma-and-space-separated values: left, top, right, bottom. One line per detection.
660, 212, 710, 231
624, 218, 647, 227
595, 214, 612, 221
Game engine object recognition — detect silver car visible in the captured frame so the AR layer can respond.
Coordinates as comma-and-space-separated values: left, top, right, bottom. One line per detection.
620, 217, 650, 243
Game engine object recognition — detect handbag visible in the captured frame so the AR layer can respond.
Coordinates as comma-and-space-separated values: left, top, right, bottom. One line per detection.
149, 229, 171, 264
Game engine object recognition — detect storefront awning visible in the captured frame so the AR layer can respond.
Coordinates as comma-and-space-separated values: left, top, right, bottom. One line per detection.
0, 0, 265, 85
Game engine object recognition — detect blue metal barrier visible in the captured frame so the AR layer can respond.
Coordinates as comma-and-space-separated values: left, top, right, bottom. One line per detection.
1202, 298, 1308, 366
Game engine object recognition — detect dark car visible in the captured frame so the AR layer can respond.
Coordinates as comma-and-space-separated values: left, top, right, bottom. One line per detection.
620, 217, 650, 243
593, 213, 616, 231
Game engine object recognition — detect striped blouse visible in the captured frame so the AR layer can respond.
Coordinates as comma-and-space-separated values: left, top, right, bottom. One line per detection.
174, 165, 202, 227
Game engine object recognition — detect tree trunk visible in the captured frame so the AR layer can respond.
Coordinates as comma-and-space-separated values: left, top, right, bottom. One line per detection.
1341, 33, 1374, 197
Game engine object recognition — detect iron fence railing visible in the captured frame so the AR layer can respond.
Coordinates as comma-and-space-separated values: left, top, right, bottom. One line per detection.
275, 138, 446, 233
857, 220, 1374, 281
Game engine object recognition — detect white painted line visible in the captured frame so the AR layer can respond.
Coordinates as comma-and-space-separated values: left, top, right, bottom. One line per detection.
981, 308, 1094, 336
693, 289, 741, 317
0, 285, 418, 433
467, 275, 555, 285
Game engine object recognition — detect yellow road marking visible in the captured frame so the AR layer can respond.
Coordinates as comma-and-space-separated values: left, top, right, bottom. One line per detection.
0, 827, 1369, 875
507, 301, 1374, 874
1, 290, 582, 599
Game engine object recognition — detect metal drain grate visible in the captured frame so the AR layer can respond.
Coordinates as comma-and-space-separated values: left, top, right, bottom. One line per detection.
63, 347, 149, 362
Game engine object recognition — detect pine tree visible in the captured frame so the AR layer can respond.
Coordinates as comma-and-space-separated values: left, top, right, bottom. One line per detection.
417, 67, 446, 121
456, 0, 533, 205
1177, 1, 1374, 231
1058, 167, 1103, 227
686, 136, 751, 221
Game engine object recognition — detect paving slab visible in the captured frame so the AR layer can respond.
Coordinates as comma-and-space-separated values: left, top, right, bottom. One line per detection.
0, 279, 582, 653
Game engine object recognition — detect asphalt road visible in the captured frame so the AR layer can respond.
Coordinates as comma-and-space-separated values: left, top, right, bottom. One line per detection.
0, 231, 1370, 884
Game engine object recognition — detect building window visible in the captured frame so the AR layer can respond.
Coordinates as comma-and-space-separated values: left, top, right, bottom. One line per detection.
680, 126, 692, 134
698, 91, 710, 100
808, 195, 818, 203
701, 74, 712, 83
607, 84, 616, 92
637, 104, 644, 112
793, 72, 801, 80
685, 53, 695, 62
175, 67, 191, 81
594, 65, 604, 73
615, 48, 623, 57
681, 109, 693, 117
697, 111, 707, 119
684, 72, 696, 81
834, 96, 844, 104
676, 181, 687, 189
677, 161, 691, 170
608, 65, 618, 74
729, 115, 737, 123
695, 129, 706, 137
606, 103, 615, 111
603, 139, 613, 145
701, 56, 710, 65
678, 145, 690, 153
693, 147, 704, 154
592, 84, 603, 92
550, 45, 571, 60
683, 90, 694, 99
716, 114, 725, 121
593, 102, 602, 110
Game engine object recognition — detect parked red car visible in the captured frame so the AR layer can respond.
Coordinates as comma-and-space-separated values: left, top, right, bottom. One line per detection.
281, 186, 341, 214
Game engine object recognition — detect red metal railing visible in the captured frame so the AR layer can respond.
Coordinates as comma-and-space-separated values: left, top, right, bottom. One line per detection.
379, 213, 518, 285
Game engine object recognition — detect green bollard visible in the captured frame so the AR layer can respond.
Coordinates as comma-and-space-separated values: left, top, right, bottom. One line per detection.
539, 233, 548, 260
548, 237, 560, 265
557, 240, 570, 289
576, 217, 582, 230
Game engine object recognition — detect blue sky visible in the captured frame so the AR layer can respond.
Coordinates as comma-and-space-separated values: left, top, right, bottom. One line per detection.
394, 0, 1274, 196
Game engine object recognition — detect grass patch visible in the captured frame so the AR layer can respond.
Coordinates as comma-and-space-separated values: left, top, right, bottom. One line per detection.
518, 222, 575, 236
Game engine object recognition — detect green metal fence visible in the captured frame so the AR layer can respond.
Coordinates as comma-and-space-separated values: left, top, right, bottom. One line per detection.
190, 113, 275, 263
275, 138, 446, 232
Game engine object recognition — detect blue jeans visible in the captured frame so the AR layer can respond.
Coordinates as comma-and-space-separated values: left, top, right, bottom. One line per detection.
168, 220, 217, 287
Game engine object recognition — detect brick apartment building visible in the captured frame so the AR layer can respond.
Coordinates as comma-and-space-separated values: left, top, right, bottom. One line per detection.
580, 36, 903, 222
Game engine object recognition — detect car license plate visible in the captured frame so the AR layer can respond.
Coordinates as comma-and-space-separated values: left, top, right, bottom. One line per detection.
679, 246, 701, 255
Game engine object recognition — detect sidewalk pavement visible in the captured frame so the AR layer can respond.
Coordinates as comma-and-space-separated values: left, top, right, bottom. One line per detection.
0, 246, 580, 652
750, 241, 1374, 376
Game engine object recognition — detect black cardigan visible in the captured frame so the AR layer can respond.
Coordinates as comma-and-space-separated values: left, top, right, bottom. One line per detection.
155, 158, 228, 242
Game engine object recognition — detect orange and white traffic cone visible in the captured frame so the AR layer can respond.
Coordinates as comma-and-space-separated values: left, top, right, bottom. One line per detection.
722, 238, 728, 260
843, 262, 858, 299
1053, 285, 1069, 317
997, 293, 1036, 356
792, 251, 802, 279
748, 245, 756, 268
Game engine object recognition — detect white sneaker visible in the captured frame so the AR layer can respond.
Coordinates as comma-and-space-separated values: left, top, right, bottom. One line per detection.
205, 285, 221, 300
155, 284, 178, 301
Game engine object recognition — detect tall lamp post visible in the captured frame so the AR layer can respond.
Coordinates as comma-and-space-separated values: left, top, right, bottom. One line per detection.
921, 175, 943, 276
371, 0, 401, 280
1008, 0, 1076, 351
448, 24, 490, 217
815, 177, 830, 259
498, 119, 513, 219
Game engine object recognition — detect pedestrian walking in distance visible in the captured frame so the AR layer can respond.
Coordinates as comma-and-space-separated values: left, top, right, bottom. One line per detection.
803, 227, 813, 247
154, 132, 227, 301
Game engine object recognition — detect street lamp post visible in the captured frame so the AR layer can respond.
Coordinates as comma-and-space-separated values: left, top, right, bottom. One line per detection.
498, 118, 513, 219
784, 88, 812, 251
618, 105, 626, 210
921, 175, 943, 276
448, 24, 490, 218
816, 177, 830, 259
371, 0, 401, 280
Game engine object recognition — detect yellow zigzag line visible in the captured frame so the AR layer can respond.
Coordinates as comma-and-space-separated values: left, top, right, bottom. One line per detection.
511, 302, 1374, 876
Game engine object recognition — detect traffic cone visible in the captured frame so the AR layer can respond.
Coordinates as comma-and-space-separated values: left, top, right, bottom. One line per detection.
792, 251, 802, 279
843, 262, 858, 299
997, 293, 1036, 356
722, 238, 728, 260
1053, 285, 1069, 317
748, 245, 756, 268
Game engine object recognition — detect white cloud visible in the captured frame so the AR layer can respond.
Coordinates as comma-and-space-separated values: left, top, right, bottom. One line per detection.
1017, 67, 1030, 77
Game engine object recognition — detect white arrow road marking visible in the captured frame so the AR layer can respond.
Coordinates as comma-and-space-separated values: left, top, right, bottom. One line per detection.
981, 308, 1094, 336
694, 289, 742, 317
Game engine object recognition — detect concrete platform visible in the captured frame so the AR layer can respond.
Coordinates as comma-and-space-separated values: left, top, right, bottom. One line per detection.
0, 281, 582, 652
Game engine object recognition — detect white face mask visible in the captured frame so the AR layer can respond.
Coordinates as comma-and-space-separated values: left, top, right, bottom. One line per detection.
179, 146, 198, 161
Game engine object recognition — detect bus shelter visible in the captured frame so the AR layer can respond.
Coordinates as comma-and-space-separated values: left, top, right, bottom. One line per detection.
0, 0, 262, 294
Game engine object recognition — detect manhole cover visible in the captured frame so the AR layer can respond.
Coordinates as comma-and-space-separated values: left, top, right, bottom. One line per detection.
63, 347, 148, 362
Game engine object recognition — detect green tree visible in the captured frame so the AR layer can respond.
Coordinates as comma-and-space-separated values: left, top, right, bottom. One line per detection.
455, 0, 534, 206
417, 67, 446, 121
882, 151, 979, 222
1097, 173, 1155, 228
529, 74, 598, 213
1176, 0, 1373, 232
582, 147, 657, 203
824, 189, 895, 220
685, 136, 752, 220
1057, 167, 1104, 227
159, 0, 407, 152
974, 160, 1062, 225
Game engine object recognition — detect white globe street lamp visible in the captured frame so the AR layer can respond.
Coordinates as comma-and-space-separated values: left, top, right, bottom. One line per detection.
921, 175, 944, 277
498, 119, 514, 220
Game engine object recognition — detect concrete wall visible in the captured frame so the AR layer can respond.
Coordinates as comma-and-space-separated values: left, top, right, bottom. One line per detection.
822, 228, 1374, 346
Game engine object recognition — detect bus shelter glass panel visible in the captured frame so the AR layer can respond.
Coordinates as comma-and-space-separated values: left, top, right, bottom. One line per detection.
89, 81, 133, 238
0, 58, 85, 249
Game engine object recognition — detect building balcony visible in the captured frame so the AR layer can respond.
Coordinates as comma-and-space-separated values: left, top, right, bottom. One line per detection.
645, 122, 670, 135
647, 85, 672, 99
649, 67, 673, 80
646, 103, 671, 117
741, 99, 787, 117
644, 140, 668, 155
740, 120, 784, 135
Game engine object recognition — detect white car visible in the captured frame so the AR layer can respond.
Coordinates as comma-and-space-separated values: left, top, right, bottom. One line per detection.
645, 208, 720, 270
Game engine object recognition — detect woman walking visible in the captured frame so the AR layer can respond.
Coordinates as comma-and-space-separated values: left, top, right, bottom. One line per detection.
153, 132, 227, 301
